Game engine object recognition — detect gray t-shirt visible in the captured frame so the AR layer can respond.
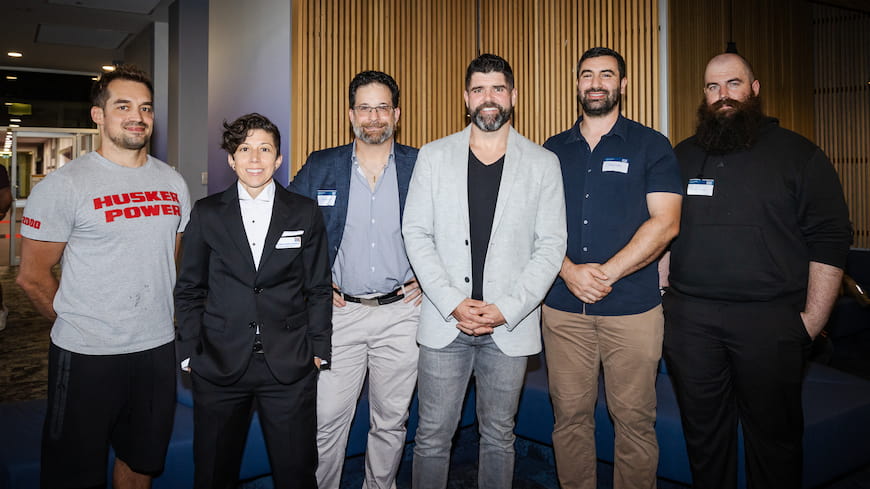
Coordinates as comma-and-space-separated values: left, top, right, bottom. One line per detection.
21, 151, 191, 355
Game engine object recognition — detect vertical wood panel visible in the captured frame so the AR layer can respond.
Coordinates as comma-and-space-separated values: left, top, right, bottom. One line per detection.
814, 4, 870, 248
667, 0, 814, 145
292, 0, 663, 173
477, 0, 661, 144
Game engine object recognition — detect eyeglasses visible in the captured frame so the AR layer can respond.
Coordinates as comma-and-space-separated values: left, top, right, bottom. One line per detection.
353, 104, 394, 115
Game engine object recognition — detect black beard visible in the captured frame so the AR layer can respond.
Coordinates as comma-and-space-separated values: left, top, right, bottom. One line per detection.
695, 93, 766, 154
577, 88, 620, 117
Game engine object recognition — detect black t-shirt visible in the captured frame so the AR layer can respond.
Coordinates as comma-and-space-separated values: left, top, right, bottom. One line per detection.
467, 149, 505, 301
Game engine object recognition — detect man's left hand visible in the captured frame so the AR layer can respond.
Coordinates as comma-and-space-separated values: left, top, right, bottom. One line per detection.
402, 278, 423, 306
457, 303, 505, 336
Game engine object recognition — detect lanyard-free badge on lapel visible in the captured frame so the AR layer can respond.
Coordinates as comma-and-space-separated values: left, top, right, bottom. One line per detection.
277, 230, 303, 249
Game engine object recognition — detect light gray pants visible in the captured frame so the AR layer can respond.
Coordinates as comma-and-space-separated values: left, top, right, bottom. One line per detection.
316, 298, 420, 489
412, 333, 528, 489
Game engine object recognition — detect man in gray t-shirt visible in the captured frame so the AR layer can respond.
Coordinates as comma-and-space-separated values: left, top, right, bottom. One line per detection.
17, 65, 191, 489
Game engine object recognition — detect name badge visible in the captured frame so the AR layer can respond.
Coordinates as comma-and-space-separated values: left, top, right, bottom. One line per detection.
276, 236, 302, 249
687, 178, 715, 196
317, 190, 337, 206
602, 158, 629, 173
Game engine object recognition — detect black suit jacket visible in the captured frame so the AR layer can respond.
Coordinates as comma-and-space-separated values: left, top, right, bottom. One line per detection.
174, 182, 332, 386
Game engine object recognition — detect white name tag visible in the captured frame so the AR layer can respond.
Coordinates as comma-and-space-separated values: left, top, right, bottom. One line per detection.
602, 158, 629, 173
317, 190, 337, 206
687, 178, 715, 196
276, 236, 302, 249
282, 230, 304, 237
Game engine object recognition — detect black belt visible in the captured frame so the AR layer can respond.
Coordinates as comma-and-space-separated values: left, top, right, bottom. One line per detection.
335, 285, 407, 306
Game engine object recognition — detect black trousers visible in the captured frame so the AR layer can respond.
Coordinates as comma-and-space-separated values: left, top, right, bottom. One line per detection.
662, 291, 812, 489
191, 354, 317, 489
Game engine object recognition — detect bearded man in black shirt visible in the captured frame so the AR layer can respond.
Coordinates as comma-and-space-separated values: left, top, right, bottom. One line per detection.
662, 52, 853, 489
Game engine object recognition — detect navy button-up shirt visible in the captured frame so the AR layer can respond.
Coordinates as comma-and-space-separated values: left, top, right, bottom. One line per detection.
544, 115, 683, 316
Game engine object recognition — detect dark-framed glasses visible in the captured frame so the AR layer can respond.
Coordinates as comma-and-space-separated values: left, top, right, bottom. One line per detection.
353, 104, 394, 115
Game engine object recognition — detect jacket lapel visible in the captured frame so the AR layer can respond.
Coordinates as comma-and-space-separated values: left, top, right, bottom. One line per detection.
453, 126, 473, 235
219, 184, 257, 272
258, 184, 291, 271
489, 126, 520, 236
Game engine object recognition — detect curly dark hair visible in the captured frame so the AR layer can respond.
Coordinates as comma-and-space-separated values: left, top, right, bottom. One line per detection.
465, 54, 514, 90
349, 71, 400, 108
90, 65, 153, 108
221, 113, 281, 155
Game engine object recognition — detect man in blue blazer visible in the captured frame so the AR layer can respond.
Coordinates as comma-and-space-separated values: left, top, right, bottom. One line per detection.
288, 71, 421, 489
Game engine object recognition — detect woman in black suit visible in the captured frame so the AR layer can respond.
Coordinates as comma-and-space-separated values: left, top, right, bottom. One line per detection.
174, 113, 332, 489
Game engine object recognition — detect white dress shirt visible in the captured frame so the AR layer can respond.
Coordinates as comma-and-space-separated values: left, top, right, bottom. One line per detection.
238, 180, 275, 270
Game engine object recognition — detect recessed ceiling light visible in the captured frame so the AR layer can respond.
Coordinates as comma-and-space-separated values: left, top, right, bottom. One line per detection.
101, 65, 116, 72
5, 76, 17, 80
92, 76, 100, 81
3, 103, 11, 106
10, 118, 21, 123
7, 52, 23, 58
9, 124, 19, 128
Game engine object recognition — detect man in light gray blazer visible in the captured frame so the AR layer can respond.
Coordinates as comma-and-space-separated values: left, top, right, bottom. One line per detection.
402, 54, 567, 489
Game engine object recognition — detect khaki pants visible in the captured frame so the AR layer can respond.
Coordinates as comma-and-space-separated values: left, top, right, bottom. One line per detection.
542, 304, 663, 489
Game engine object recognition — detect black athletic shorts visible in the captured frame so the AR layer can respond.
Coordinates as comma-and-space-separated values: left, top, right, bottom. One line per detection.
40, 341, 176, 489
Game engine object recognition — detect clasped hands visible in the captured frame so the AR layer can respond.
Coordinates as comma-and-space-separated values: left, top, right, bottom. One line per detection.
562, 262, 614, 304
452, 298, 505, 336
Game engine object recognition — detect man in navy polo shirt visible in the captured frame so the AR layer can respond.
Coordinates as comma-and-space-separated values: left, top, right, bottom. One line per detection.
542, 47, 683, 489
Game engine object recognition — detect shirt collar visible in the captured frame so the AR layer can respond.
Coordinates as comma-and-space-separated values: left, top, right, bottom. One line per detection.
566, 114, 629, 144
237, 179, 276, 202
351, 141, 396, 168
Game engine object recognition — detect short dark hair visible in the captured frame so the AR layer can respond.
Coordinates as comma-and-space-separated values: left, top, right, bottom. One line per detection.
349, 71, 400, 108
221, 113, 281, 155
465, 54, 514, 90
90, 64, 153, 108
577, 47, 627, 79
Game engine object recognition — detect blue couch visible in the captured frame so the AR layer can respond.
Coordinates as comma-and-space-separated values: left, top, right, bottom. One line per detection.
0, 373, 476, 488
516, 353, 870, 488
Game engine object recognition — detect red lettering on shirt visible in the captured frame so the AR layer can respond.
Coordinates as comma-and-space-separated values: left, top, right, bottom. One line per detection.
22, 216, 41, 229
93, 195, 114, 209
140, 205, 162, 217
105, 209, 123, 222
93, 190, 181, 210
103, 203, 182, 223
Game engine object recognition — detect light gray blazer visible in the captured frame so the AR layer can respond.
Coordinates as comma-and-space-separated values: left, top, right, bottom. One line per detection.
402, 125, 567, 356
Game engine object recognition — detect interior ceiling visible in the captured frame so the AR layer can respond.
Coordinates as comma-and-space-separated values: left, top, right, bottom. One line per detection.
0, 0, 175, 74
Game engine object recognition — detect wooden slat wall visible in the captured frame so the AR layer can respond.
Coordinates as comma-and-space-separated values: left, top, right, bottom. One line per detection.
668, 0, 814, 145
813, 4, 870, 248
478, 0, 660, 144
291, 0, 476, 174
291, 0, 663, 175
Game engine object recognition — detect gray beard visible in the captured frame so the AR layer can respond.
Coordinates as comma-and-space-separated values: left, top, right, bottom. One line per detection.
353, 124, 393, 145
471, 104, 513, 132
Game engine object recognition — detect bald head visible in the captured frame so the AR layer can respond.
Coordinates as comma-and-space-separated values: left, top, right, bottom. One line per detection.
703, 53, 760, 112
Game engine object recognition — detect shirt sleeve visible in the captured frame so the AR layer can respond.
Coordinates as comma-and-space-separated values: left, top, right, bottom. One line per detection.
645, 133, 684, 195
797, 147, 853, 269
20, 172, 76, 242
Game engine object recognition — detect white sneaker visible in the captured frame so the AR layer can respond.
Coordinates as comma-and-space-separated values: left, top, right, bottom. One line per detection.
0, 306, 8, 331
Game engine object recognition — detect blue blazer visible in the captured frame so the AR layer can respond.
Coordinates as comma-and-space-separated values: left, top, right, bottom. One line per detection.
288, 142, 419, 266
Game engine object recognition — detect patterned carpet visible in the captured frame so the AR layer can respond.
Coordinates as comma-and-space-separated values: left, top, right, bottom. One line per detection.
0, 265, 52, 403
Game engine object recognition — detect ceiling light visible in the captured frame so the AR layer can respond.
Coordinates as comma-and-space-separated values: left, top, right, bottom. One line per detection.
10, 118, 21, 123
92, 76, 99, 81
101, 65, 116, 72
3, 103, 11, 106
5, 76, 17, 80
7, 52, 23, 58
9, 124, 19, 128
